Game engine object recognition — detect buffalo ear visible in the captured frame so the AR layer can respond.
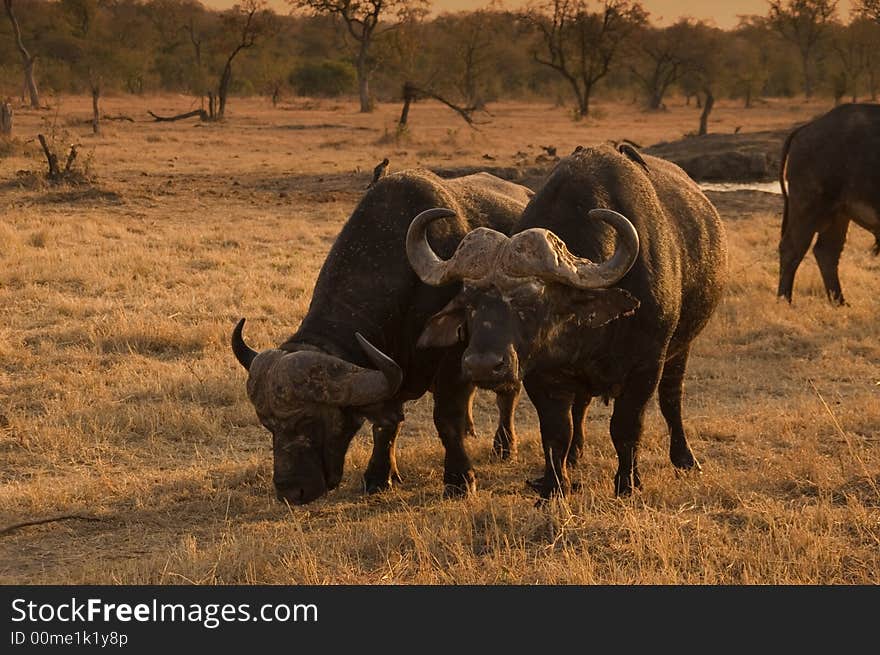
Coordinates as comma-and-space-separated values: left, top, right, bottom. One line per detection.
417, 297, 466, 349
563, 288, 640, 328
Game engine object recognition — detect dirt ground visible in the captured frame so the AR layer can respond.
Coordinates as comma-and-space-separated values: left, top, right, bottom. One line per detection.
1, 95, 878, 584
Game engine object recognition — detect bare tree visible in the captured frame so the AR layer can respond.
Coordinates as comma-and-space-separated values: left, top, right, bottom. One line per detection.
215, 1, 266, 119
681, 23, 724, 135
835, 3, 880, 99
384, 16, 489, 130
860, 21, 880, 99
831, 20, 873, 102
728, 17, 774, 108
768, 0, 839, 99
433, 9, 499, 109
629, 20, 693, 110
3, 0, 40, 108
293, 0, 428, 113
146, 1, 270, 122
522, 0, 645, 119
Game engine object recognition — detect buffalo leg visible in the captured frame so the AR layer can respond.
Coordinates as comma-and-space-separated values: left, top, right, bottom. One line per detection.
658, 348, 701, 472
567, 393, 591, 468
778, 209, 817, 302
813, 216, 849, 305
525, 378, 574, 498
363, 421, 403, 494
492, 383, 521, 459
433, 361, 478, 498
610, 368, 660, 496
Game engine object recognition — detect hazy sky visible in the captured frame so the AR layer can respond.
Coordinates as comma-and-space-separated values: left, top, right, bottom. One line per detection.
204, 0, 856, 29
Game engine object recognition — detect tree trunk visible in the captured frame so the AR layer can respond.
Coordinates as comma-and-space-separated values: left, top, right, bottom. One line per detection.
802, 51, 813, 99
398, 84, 414, 127
0, 102, 12, 136
23, 59, 38, 108
218, 62, 232, 119
744, 85, 752, 109
91, 84, 100, 135
356, 46, 372, 113
698, 89, 714, 136
37, 133, 60, 178
578, 83, 591, 118
564, 77, 586, 119
4, 0, 40, 108
648, 85, 664, 110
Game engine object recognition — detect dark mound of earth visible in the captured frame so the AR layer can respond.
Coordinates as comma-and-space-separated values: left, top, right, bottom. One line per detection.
644, 128, 794, 182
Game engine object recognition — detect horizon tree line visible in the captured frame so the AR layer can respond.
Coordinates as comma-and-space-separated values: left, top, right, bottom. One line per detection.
1, 0, 880, 132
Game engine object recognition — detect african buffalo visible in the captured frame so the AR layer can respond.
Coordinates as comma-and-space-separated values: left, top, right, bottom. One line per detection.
778, 103, 880, 305
232, 170, 530, 504
407, 145, 727, 498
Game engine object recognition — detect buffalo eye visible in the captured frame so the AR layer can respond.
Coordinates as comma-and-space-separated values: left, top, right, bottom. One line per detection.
457, 324, 467, 342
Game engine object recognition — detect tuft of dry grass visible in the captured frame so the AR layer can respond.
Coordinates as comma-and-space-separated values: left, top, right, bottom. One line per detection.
0, 95, 877, 584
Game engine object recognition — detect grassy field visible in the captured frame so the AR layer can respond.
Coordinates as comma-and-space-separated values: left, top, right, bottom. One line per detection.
0, 95, 878, 584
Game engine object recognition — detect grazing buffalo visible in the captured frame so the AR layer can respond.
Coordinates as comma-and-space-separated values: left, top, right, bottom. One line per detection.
232, 170, 530, 504
407, 146, 727, 498
778, 103, 880, 305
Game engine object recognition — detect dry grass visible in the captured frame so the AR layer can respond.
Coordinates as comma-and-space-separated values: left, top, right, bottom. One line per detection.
1, 95, 878, 584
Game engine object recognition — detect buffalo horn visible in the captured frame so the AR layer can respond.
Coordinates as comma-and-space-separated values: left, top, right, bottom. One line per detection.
504, 208, 639, 289
232, 318, 259, 371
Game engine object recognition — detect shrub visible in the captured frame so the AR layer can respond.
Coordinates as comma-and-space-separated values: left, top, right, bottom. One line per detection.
289, 60, 356, 98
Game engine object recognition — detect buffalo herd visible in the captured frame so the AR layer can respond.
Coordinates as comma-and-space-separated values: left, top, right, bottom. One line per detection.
233, 103, 878, 505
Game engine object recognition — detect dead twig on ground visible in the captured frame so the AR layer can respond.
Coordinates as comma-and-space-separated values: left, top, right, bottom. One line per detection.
0, 514, 104, 537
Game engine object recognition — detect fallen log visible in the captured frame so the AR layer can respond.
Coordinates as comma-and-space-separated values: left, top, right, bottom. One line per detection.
147, 109, 209, 122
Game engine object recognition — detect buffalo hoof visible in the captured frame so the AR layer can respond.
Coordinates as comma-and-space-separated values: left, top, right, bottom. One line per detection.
492, 433, 517, 460
526, 476, 572, 499
566, 446, 583, 468
613, 470, 642, 497
363, 470, 402, 494
671, 449, 702, 473
443, 470, 477, 499
363, 477, 392, 494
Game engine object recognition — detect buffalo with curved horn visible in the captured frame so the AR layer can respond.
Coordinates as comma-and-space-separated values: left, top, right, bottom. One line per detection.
408, 145, 728, 499
233, 169, 531, 504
